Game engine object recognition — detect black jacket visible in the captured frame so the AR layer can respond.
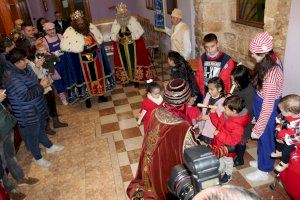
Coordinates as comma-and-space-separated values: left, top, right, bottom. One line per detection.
53, 19, 70, 34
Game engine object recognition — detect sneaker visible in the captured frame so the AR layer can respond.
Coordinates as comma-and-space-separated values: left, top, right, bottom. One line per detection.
249, 161, 258, 168
62, 99, 69, 105
18, 177, 39, 186
35, 158, 51, 168
46, 144, 64, 154
8, 189, 26, 200
220, 173, 232, 184
271, 150, 282, 158
246, 170, 269, 181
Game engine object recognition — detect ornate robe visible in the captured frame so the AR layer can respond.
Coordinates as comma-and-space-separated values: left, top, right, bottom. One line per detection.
110, 16, 153, 84
127, 107, 198, 199
60, 23, 115, 97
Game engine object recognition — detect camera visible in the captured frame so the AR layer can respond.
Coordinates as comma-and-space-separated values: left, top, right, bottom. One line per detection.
168, 145, 220, 200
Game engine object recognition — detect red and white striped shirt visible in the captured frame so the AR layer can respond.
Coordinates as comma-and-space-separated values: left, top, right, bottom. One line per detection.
253, 63, 284, 137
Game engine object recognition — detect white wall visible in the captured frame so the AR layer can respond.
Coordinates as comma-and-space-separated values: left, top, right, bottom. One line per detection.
135, 0, 196, 58
283, 0, 300, 95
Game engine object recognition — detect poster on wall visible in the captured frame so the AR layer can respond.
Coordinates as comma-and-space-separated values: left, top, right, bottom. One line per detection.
154, 0, 166, 32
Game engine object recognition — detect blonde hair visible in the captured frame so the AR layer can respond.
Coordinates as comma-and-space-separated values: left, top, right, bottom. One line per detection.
279, 94, 300, 115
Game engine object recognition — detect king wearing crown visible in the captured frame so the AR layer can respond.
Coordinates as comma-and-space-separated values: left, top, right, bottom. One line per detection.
110, 3, 153, 85
60, 10, 115, 108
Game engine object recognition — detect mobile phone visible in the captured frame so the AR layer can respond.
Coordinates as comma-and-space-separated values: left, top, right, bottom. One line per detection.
1, 89, 6, 94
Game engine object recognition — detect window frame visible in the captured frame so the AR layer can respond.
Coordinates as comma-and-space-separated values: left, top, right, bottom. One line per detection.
235, 0, 264, 29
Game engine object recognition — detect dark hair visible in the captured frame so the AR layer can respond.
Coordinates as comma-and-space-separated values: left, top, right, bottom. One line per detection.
279, 94, 300, 115
54, 11, 60, 15
146, 81, 161, 94
21, 22, 33, 30
6, 48, 27, 64
231, 65, 251, 90
223, 95, 245, 113
167, 50, 193, 77
203, 33, 218, 44
36, 17, 46, 32
0, 38, 14, 53
208, 77, 225, 96
253, 51, 278, 91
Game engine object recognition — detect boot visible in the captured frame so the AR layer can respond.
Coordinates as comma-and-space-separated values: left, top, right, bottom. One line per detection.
52, 116, 68, 128
234, 144, 246, 167
85, 99, 92, 108
46, 120, 56, 135
98, 96, 108, 103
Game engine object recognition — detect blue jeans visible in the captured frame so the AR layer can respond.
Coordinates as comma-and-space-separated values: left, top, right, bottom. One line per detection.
18, 118, 53, 160
0, 130, 25, 191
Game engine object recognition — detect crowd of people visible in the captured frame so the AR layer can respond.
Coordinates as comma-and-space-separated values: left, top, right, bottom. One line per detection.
0, 3, 299, 200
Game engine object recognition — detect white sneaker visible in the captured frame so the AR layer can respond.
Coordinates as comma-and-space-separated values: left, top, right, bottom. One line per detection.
246, 170, 269, 181
62, 99, 68, 105
35, 158, 51, 168
46, 144, 64, 154
249, 161, 258, 168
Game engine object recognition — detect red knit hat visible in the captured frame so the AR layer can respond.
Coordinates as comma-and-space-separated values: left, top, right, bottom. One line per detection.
164, 78, 191, 107
249, 32, 274, 54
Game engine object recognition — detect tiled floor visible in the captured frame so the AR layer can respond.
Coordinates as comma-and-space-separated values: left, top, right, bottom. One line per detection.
14, 65, 291, 199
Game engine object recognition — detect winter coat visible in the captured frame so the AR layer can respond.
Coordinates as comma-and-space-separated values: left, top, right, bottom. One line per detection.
4, 65, 49, 126
210, 108, 250, 147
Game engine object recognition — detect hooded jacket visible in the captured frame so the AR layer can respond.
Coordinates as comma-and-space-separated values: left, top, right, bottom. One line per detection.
210, 108, 250, 147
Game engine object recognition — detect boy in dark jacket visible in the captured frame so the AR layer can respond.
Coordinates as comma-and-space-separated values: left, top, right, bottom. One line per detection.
209, 95, 250, 184
4, 48, 64, 168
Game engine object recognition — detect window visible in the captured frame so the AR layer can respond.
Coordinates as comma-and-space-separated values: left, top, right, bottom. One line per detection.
236, 0, 265, 28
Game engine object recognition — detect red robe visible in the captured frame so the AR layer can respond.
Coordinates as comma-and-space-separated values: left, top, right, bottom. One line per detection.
113, 37, 153, 84
127, 107, 192, 199
139, 96, 162, 134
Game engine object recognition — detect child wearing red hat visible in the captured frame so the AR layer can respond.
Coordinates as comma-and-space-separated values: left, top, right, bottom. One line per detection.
246, 32, 284, 182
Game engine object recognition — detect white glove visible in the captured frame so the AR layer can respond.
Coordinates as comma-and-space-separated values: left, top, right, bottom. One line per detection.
251, 132, 260, 140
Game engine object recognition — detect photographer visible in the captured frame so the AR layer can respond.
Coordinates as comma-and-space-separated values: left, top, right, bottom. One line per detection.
127, 79, 198, 199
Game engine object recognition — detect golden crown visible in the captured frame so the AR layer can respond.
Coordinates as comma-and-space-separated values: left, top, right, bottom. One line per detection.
116, 2, 127, 15
70, 10, 84, 21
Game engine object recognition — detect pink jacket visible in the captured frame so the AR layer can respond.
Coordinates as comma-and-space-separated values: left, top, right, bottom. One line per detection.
198, 93, 225, 139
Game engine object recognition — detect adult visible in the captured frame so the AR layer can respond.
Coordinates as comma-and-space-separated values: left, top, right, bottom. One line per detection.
165, 8, 192, 60
53, 11, 70, 34
245, 32, 284, 182
0, 38, 15, 71
127, 78, 198, 199
4, 48, 64, 168
230, 65, 255, 167
36, 17, 47, 37
168, 50, 202, 103
110, 3, 153, 85
193, 185, 262, 200
0, 90, 39, 200
61, 10, 115, 108
42, 22, 78, 104
11, 19, 24, 36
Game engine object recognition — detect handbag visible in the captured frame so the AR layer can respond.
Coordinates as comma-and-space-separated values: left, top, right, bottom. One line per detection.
0, 103, 17, 140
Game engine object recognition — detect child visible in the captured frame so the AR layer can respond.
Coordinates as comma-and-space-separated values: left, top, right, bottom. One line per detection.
209, 95, 250, 184
186, 95, 201, 126
195, 33, 235, 96
271, 94, 300, 174
138, 79, 163, 134
168, 51, 202, 103
198, 77, 225, 144
230, 65, 255, 167
35, 39, 68, 105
